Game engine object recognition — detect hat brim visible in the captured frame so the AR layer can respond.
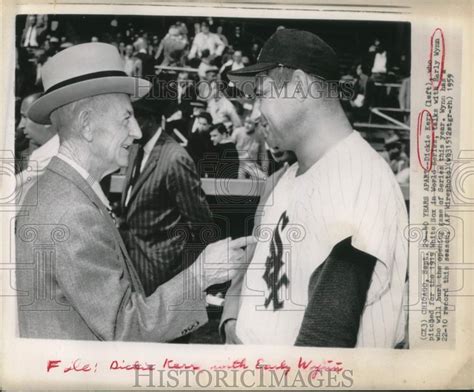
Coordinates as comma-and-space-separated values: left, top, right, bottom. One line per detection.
227, 62, 277, 97
28, 76, 152, 124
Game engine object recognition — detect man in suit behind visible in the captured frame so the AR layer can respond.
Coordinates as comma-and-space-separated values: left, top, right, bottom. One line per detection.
120, 95, 213, 297
16, 42, 253, 341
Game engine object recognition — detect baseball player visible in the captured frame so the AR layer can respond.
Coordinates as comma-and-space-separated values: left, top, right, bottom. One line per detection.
223, 29, 408, 347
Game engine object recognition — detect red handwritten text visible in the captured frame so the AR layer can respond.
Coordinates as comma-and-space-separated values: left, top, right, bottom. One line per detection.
163, 358, 200, 371
110, 360, 155, 371
255, 358, 291, 374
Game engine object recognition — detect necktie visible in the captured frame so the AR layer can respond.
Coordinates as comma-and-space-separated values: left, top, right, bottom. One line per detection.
130, 145, 144, 189
125, 145, 144, 207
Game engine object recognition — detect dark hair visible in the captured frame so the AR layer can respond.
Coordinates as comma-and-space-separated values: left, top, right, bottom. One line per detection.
197, 111, 212, 124
211, 123, 228, 135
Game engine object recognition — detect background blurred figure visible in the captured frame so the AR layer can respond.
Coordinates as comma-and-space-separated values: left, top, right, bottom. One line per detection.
122, 44, 140, 76
15, 93, 59, 203
207, 80, 241, 127
186, 111, 215, 178
155, 24, 189, 66
216, 25, 229, 47
219, 49, 244, 89
133, 37, 154, 79
232, 116, 267, 179
209, 123, 239, 179
188, 21, 225, 60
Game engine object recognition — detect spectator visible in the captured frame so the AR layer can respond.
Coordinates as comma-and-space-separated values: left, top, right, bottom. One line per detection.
123, 44, 140, 76
249, 42, 261, 65
209, 123, 239, 179
216, 25, 229, 46
21, 15, 40, 48
207, 80, 242, 127
232, 116, 267, 179
188, 21, 225, 60
399, 76, 410, 124
165, 71, 198, 137
368, 39, 390, 82
384, 134, 409, 175
186, 111, 215, 177
219, 49, 245, 87
197, 65, 219, 101
133, 37, 155, 79
155, 24, 189, 66
197, 49, 215, 80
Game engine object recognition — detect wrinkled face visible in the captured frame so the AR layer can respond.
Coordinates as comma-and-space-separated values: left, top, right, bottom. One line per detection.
197, 118, 211, 132
90, 94, 142, 170
210, 129, 225, 145
19, 96, 50, 146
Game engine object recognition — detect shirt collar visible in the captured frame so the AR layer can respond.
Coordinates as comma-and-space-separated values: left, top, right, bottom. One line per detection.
56, 153, 111, 208
30, 134, 59, 162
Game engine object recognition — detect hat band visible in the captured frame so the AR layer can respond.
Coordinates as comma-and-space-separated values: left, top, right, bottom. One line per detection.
44, 70, 128, 94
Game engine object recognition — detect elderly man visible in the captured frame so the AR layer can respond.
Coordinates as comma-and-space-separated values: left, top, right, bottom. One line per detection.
226, 29, 408, 348
16, 42, 251, 341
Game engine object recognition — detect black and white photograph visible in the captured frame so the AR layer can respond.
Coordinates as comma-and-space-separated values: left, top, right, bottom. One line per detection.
13, 13, 412, 348
3, 0, 473, 389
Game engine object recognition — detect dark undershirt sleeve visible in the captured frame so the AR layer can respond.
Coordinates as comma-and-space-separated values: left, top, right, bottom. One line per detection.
294, 237, 376, 347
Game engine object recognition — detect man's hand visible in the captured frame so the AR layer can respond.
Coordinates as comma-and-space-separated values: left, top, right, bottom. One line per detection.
198, 236, 256, 290
224, 319, 242, 344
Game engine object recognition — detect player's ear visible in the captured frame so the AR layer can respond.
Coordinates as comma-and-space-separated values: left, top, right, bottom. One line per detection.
292, 69, 310, 102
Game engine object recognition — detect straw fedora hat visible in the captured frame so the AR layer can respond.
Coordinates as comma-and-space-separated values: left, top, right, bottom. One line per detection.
28, 42, 152, 124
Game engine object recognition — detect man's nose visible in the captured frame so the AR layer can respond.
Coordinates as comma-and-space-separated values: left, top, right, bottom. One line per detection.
250, 100, 261, 122
18, 116, 26, 130
129, 116, 142, 140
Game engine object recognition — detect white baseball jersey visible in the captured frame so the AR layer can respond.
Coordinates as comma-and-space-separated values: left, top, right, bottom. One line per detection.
236, 131, 408, 347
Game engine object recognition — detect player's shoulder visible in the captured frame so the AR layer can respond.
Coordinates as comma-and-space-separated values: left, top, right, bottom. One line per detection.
337, 131, 394, 178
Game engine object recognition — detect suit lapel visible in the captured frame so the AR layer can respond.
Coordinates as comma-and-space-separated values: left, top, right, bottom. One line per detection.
48, 157, 145, 295
126, 132, 167, 212
120, 144, 139, 211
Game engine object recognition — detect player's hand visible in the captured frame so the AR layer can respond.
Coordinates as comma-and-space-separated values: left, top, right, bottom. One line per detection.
224, 320, 242, 344
198, 236, 256, 289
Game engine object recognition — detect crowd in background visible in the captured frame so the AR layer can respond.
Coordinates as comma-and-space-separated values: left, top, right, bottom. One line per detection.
15, 15, 410, 186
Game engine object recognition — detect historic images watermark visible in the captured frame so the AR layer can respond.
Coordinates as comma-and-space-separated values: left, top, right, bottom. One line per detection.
131, 366, 354, 388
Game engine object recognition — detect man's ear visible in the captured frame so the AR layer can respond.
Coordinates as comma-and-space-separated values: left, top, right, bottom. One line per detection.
77, 109, 93, 142
291, 69, 310, 102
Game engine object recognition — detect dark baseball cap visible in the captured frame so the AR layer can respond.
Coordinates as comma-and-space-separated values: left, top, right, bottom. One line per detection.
228, 29, 338, 96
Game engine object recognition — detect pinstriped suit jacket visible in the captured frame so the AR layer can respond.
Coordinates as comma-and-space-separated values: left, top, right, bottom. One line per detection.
16, 157, 207, 341
120, 132, 212, 296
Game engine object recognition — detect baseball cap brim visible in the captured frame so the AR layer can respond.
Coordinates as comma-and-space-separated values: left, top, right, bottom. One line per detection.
228, 62, 277, 97
28, 76, 151, 124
